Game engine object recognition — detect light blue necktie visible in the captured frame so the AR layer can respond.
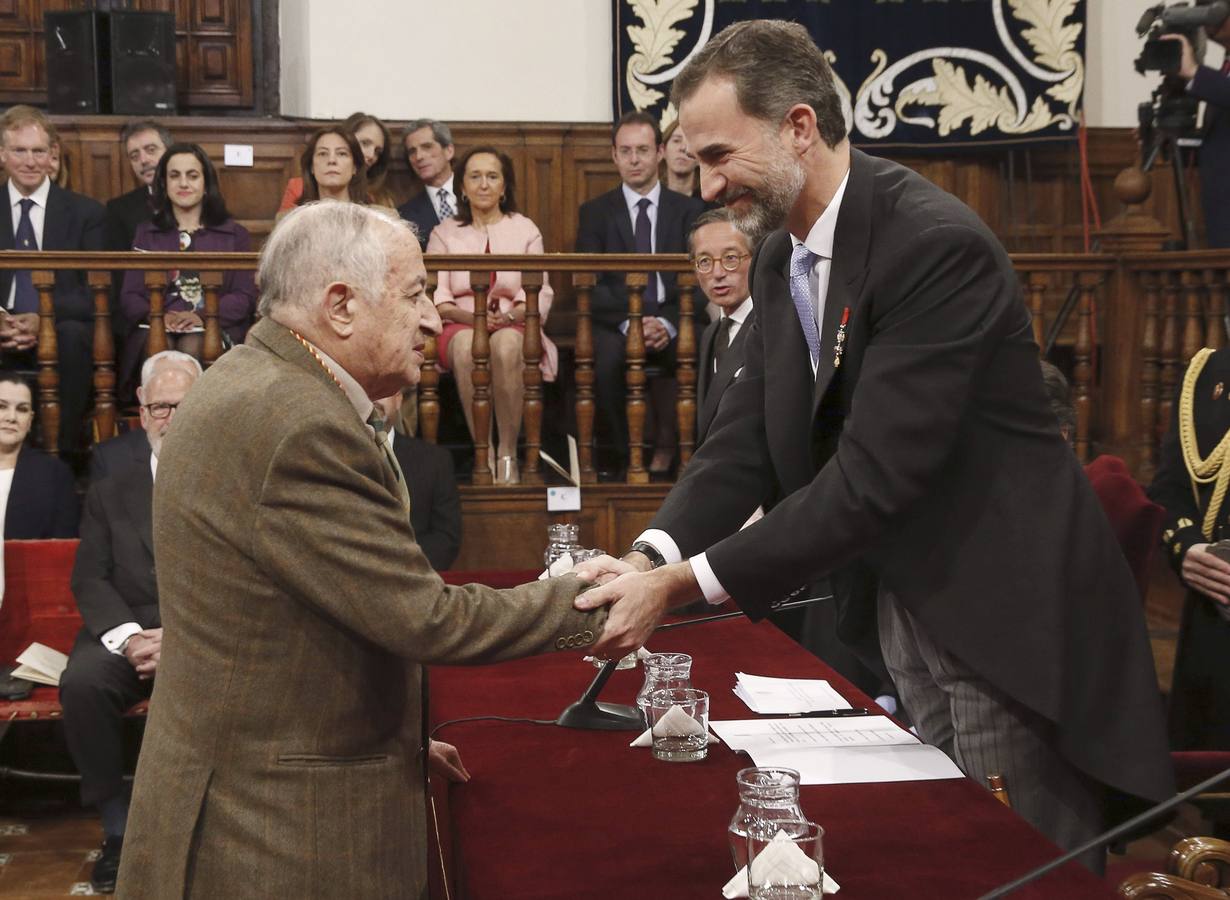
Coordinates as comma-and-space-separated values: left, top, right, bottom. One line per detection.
789, 243, 821, 368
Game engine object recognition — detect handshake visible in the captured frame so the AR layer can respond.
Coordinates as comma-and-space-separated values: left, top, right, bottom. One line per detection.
565, 550, 703, 660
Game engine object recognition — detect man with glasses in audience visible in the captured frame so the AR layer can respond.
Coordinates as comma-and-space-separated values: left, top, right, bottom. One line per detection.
60, 350, 200, 894
0, 105, 105, 459
398, 118, 456, 248
576, 110, 704, 477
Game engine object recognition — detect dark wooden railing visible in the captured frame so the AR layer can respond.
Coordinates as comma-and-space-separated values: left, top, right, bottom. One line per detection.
4, 241, 1230, 485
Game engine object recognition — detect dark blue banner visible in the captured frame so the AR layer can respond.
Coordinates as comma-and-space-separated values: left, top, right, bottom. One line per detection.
614, 0, 1086, 148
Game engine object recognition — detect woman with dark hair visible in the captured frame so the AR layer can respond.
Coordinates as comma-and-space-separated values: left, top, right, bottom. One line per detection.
428, 146, 557, 485
278, 117, 386, 211
0, 372, 77, 540
119, 143, 257, 389
660, 119, 700, 197
292, 127, 368, 209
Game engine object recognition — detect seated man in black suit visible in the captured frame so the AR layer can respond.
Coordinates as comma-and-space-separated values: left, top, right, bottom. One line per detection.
60, 351, 200, 894
576, 111, 705, 475
373, 391, 462, 571
103, 121, 172, 256
690, 208, 755, 447
397, 119, 456, 249
90, 350, 201, 483
0, 105, 105, 458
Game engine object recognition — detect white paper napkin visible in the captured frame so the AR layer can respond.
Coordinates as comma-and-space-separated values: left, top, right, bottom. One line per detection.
629, 703, 718, 747
722, 837, 840, 897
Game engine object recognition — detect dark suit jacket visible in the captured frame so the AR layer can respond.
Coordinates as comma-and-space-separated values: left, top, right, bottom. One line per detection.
89, 427, 151, 483
575, 185, 704, 330
0, 181, 105, 321
696, 308, 754, 444
117, 318, 606, 899
649, 148, 1173, 809
3, 446, 78, 539
1192, 65, 1230, 248
103, 185, 153, 252
392, 432, 462, 571
397, 191, 439, 250
70, 461, 159, 638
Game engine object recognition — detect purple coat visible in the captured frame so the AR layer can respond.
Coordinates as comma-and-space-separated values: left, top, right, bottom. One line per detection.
119, 219, 258, 387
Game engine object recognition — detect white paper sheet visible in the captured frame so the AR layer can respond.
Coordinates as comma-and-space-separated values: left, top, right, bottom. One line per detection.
12, 642, 68, 686
733, 673, 851, 715
710, 716, 964, 785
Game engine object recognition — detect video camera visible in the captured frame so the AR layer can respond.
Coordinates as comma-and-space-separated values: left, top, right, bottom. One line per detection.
1135, 0, 1228, 74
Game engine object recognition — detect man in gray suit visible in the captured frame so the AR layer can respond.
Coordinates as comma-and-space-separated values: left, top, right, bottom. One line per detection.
117, 203, 611, 899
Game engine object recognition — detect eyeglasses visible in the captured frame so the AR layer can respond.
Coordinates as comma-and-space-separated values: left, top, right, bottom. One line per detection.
693, 252, 751, 274
142, 401, 180, 420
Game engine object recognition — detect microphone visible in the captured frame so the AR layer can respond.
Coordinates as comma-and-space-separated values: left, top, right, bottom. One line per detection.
555, 592, 836, 731
978, 764, 1230, 898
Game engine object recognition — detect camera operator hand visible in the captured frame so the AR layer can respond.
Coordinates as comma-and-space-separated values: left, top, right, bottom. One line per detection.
1160, 33, 1200, 80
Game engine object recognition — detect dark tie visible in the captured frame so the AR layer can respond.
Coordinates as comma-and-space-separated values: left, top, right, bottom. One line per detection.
713, 316, 734, 375
437, 188, 454, 220
13, 198, 38, 313
1222, 60, 1230, 76
367, 411, 412, 513
634, 197, 659, 317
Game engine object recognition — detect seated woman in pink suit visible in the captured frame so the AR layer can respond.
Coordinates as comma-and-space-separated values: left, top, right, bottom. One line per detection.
119, 143, 257, 391
427, 146, 556, 485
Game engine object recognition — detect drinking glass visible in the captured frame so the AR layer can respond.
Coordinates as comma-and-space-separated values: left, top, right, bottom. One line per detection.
746, 819, 824, 900
648, 687, 709, 762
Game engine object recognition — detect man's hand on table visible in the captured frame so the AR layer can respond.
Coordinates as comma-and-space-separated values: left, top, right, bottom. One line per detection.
572, 561, 700, 658
428, 740, 470, 783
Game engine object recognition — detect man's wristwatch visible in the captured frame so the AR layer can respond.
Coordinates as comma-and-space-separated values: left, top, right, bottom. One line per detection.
630, 541, 667, 569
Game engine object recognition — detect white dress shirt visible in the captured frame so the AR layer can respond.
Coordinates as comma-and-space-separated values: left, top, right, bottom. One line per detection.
637, 169, 852, 605
0, 466, 12, 604
426, 177, 457, 222
5, 176, 50, 310
619, 182, 675, 339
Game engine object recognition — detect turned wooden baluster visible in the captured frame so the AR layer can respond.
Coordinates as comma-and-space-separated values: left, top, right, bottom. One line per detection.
32, 272, 59, 454
470, 271, 493, 485
572, 273, 597, 484
88, 271, 117, 443
1181, 270, 1205, 365
1027, 270, 1047, 351
419, 272, 440, 444
675, 272, 698, 471
520, 272, 544, 485
624, 272, 649, 485
1138, 270, 1161, 483
1205, 268, 1227, 350
144, 270, 169, 357
200, 272, 224, 366
1158, 271, 1182, 442
1072, 272, 1097, 463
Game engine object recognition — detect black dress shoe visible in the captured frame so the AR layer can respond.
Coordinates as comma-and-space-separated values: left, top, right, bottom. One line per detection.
91, 835, 123, 894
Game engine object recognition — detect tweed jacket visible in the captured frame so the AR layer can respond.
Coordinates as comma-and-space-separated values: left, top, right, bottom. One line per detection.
117, 318, 606, 899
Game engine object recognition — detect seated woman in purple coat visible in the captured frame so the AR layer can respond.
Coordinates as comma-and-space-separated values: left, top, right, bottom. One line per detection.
120, 143, 257, 390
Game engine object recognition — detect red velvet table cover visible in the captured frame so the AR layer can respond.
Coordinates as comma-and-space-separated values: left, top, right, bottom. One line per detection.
429, 616, 1116, 899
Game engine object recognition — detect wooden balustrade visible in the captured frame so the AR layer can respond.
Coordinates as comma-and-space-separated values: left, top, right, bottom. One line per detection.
5, 248, 1230, 484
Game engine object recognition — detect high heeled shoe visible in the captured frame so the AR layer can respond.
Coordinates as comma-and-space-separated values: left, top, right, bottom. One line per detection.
497, 455, 520, 485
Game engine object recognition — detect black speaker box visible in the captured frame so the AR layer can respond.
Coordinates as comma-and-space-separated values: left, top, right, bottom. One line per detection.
109, 11, 177, 116
45, 11, 110, 115
44, 10, 176, 116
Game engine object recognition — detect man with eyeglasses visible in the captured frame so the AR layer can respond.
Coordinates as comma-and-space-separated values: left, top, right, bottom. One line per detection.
690, 209, 755, 446
576, 110, 705, 477
0, 105, 105, 459
61, 349, 200, 894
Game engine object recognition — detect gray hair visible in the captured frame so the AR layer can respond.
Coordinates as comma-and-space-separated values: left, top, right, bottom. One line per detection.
120, 120, 173, 151
688, 207, 753, 255
141, 350, 202, 390
256, 201, 412, 318
403, 118, 453, 149
670, 20, 847, 149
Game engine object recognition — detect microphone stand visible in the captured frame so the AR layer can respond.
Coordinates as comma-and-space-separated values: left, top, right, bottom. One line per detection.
978, 765, 1230, 898
554, 593, 835, 731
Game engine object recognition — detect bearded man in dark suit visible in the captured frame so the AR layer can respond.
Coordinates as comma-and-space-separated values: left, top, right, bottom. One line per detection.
0, 105, 105, 456
103, 121, 172, 255
574, 20, 1172, 873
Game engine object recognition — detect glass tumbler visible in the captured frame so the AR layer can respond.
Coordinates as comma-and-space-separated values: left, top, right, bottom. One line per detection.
728, 767, 805, 870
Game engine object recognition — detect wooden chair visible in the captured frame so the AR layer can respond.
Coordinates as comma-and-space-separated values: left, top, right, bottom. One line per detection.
1118, 836, 1230, 898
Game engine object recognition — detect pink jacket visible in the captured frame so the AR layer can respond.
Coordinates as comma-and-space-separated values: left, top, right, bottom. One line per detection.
427, 213, 558, 380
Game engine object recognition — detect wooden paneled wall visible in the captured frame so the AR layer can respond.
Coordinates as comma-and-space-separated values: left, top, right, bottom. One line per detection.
0, 0, 258, 110
44, 116, 1199, 254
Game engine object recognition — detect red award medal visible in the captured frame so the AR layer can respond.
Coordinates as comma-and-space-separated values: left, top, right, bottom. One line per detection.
834, 307, 850, 368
